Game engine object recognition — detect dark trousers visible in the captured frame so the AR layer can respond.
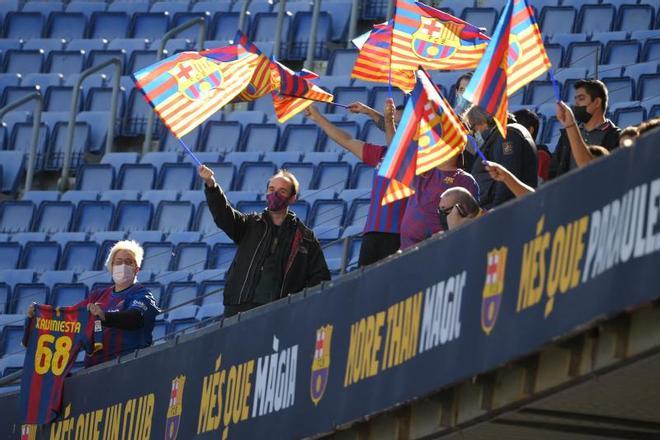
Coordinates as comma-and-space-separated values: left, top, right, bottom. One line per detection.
358, 232, 400, 267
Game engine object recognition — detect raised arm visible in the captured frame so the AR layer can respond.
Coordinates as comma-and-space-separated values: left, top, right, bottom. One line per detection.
304, 105, 366, 160
347, 101, 385, 131
484, 161, 535, 198
198, 165, 249, 243
556, 101, 595, 167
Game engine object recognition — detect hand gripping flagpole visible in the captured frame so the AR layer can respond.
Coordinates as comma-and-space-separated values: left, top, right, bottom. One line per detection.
177, 137, 203, 167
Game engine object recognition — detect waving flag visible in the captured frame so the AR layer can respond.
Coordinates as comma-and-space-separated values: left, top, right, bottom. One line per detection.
269, 60, 334, 123
133, 49, 258, 138
352, 21, 416, 92
462, 0, 551, 137
233, 31, 274, 102
378, 69, 468, 205
391, 0, 490, 71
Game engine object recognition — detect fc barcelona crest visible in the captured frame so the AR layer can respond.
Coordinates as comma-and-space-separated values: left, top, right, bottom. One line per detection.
411, 17, 461, 61
165, 375, 186, 440
310, 325, 333, 405
481, 247, 508, 335
169, 58, 223, 101
20, 424, 36, 440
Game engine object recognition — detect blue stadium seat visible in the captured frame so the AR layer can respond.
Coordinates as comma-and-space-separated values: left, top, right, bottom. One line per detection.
84, 88, 124, 118
604, 40, 640, 65
198, 280, 224, 306
279, 162, 313, 192
0, 283, 9, 313
320, 240, 344, 272
613, 106, 646, 129
167, 231, 201, 246
210, 11, 241, 41
0, 72, 21, 91
0, 201, 35, 233
150, 1, 189, 14
33, 201, 74, 234
309, 199, 346, 230
539, 6, 576, 35
577, 4, 615, 34
637, 74, 660, 101
192, 1, 232, 14
21, 190, 59, 205
0, 243, 20, 270
112, 200, 153, 232
130, 12, 170, 40
361, 121, 386, 145
324, 0, 352, 42
210, 243, 236, 272
152, 201, 194, 233
462, 7, 498, 34
236, 200, 266, 215
90, 11, 129, 39
9, 121, 48, 170
87, 49, 125, 79
602, 77, 635, 103
23, 1, 64, 14
73, 200, 114, 232
162, 281, 198, 308
320, 121, 359, 152
179, 190, 206, 207
224, 151, 260, 171
39, 270, 75, 287
127, 49, 158, 74
195, 162, 234, 190
370, 87, 405, 114
526, 81, 558, 106
128, 230, 163, 244
60, 241, 99, 272
66, 1, 107, 18
2, 86, 41, 112
22, 39, 65, 56
45, 121, 90, 171
281, 124, 319, 153
565, 42, 603, 68
0, 151, 24, 195
141, 190, 178, 208
172, 12, 210, 40
249, 12, 290, 45
90, 231, 125, 246
76, 164, 114, 191
312, 162, 350, 192
326, 49, 357, 76
193, 200, 225, 237
329, 87, 369, 113
77, 111, 110, 155
4, 12, 44, 39
124, 88, 158, 136
117, 163, 156, 191
43, 85, 76, 112
4, 50, 44, 74
361, 0, 387, 20
172, 243, 208, 272
288, 11, 331, 60
108, 1, 150, 15
200, 121, 242, 152
49, 283, 87, 307
241, 123, 280, 153
642, 38, 660, 63
346, 199, 369, 228
225, 110, 266, 125
66, 38, 106, 53
61, 190, 98, 205
238, 161, 276, 191
263, 152, 301, 168
99, 189, 139, 205
10, 233, 48, 247
141, 241, 174, 273
77, 270, 111, 290
157, 163, 195, 190
21, 241, 60, 272
47, 12, 87, 40
287, 200, 308, 223
152, 320, 167, 343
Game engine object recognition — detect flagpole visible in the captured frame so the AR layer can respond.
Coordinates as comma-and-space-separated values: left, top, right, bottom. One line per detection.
549, 68, 562, 102
177, 137, 203, 167
468, 135, 488, 163
278, 93, 349, 108
387, 1, 395, 98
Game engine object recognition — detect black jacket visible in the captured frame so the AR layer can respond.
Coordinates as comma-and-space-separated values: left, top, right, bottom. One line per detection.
471, 123, 538, 210
204, 185, 331, 305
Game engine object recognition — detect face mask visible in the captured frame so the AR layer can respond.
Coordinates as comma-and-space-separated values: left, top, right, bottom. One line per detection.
454, 94, 469, 116
266, 191, 290, 212
572, 105, 592, 124
112, 264, 135, 285
473, 131, 485, 150
437, 208, 449, 231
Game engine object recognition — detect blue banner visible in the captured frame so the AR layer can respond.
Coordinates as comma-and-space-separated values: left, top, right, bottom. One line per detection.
3, 133, 660, 439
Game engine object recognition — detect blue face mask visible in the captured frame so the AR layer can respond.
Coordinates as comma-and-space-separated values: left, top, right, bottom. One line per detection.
473, 131, 485, 149
454, 94, 469, 116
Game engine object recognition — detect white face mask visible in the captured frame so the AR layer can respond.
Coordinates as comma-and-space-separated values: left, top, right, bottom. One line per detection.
112, 264, 135, 285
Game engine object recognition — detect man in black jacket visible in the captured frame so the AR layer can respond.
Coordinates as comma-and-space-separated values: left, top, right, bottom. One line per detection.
198, 165, 330, 317
463, 106, 538, 210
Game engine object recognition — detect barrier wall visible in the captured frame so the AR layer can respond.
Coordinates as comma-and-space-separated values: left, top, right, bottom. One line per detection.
2, 132, 660, 439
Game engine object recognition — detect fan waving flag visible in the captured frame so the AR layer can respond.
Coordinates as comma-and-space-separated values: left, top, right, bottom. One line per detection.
133, 48, 258, 138
269, 60, 334, 123
462, 0, 551, 137
391, 0, 490, 71
233, 31, 274, 102
378, 69, 468, 205
352, 21, 416, 92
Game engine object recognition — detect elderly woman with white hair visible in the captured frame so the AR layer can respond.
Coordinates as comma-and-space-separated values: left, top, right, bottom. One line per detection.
28, 240, 159, 367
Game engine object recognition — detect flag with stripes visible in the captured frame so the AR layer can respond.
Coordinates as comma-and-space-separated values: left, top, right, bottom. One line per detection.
462, 0, 551, 137
378, 68, 467, 205
233, 31, 274, 102
391, 0, 490, 71
352, 21, 416, 92
269, 59, 334, 123
133, 49, 258, 138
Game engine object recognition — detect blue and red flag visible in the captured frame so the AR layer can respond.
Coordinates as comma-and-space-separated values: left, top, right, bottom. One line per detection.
233, 30, 274, 102
378, 68, 468, 205
391, 0, 490, 71
462, 0, 551, 137
352, 21, 416, 92
133, 47, 258, 138
269, 60, 334, 123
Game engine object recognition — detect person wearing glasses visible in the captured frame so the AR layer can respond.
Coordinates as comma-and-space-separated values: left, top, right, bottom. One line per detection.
27, 240, 160, 367
437, 187, 485, 231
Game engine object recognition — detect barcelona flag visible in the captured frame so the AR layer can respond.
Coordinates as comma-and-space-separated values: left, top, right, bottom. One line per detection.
133, 48, 258, 138
378, 68, 468, 205
352, 21, 416, 92
233, 31, 274, 102
462, 0, 551, 137
391, 0, 490, 71
269, 60, 334, 123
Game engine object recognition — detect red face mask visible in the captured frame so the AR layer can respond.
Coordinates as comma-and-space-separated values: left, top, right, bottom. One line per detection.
266, 191, 290, 211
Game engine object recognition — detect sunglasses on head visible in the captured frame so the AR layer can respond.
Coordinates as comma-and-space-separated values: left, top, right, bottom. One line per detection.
437, 204, 467, 217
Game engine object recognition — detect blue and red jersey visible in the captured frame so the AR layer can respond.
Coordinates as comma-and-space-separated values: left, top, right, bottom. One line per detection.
362, 143, 408, 234
20, 304, 102, 424
76, 284, 159, 367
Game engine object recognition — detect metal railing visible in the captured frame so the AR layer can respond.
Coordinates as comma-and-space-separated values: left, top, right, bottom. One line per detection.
347, 0, 360, 46
0, 92, 43, 193
273, 0, 287, 59
305, 0, 322, 70
58, 58, 122, 192
142, 17, 208, 155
